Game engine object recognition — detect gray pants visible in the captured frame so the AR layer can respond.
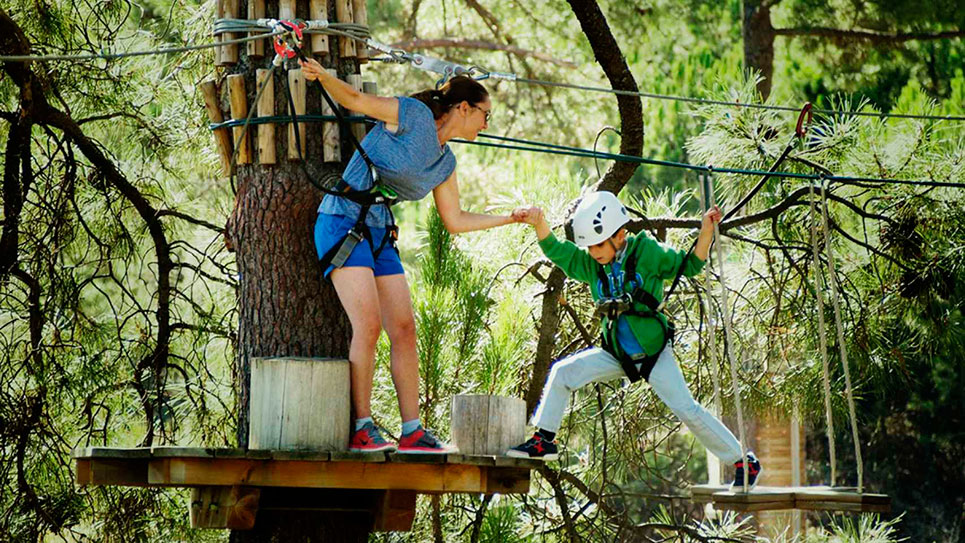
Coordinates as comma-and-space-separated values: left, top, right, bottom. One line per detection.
531, 347, 743, 464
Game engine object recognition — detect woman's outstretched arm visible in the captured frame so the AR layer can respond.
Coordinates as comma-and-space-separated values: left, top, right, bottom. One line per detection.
433, 171, 522, 234
298, 58, 399, 124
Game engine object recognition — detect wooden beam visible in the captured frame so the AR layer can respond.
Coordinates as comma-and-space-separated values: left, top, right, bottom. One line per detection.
190, 486, 261, 529
372, 490, 416, 532
690, 484, 891, 513
148, 457, 488, 493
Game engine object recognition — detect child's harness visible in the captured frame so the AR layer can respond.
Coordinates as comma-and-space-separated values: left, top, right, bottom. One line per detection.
594, 249, 673, 383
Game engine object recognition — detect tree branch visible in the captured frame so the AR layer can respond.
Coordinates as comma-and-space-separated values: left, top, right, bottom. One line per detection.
774, 26, 964, 45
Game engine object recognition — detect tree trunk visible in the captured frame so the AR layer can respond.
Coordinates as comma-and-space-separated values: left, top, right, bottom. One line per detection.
226, 2, 361, 540
743, 0, 775, 99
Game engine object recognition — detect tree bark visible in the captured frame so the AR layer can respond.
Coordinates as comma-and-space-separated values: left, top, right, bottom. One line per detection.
226, 2, 362, 541
743, 0, 775, 99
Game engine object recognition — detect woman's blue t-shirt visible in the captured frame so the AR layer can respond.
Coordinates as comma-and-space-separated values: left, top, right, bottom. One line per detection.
317, 96, 456, 227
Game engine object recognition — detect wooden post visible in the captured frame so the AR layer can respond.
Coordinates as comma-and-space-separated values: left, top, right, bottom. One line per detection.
373, 490, 416, 532
755, 410, 806, 538
221, 0, 240, 65
287, 69, 307, 160
451, 395, 526, 456
310, 0, 330, 56
278, 0, 296, 21
322, 68, 341, 163
362, 81, 377, 134
351, 0, 367, 63
346, 74, 366, 144
190, 486, 261, 530
227, 74, 251, 164
335, 0, 356, 58
256, 69, 275, 165
247, 0, 266, 58
249, 357, 351, 451
200, 80, 234, 177
215, 0, 225, 65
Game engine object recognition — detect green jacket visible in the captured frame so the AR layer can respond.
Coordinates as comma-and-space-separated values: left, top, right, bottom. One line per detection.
537, 231, 706, 356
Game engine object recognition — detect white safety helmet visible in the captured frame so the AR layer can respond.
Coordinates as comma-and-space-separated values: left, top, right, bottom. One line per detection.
570, 191, 630, 247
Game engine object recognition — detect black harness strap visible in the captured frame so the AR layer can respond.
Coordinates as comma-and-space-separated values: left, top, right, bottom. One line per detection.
280, 41, 400, 273
596, 249, 674, 383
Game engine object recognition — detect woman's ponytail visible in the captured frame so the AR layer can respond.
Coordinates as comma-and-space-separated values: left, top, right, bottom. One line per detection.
411, 76, 488, 120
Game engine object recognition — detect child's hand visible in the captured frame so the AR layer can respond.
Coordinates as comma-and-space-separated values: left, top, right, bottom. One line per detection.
512, 206, 544, 226
701, 205, 722, 232
298, 58, 325, 81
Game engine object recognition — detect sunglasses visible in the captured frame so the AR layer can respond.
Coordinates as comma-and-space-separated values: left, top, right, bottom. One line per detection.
470, 104, 492, 123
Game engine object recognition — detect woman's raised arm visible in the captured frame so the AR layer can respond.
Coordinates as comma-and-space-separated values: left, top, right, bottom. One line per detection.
298, 58, 399, 125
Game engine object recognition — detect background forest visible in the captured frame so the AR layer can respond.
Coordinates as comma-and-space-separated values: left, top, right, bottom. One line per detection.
1, 0, 964, 541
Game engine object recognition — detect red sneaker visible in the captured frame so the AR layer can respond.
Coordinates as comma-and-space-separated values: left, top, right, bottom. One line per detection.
348, 422, 397, 452
397, 426, 457, 454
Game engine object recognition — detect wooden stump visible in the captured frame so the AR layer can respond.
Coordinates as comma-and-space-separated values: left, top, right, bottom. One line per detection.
450, 395, 526, 456
249, 357, 350, 451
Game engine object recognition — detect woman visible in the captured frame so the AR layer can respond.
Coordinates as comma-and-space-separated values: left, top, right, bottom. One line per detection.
299, 58, 524, 453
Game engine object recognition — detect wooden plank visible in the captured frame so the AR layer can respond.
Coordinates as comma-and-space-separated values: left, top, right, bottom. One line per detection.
227, 74, 250, 164
190, 486, 261, 530
256, 69, 275, 165
351, 0, 367, 63
373, 490, 416, 532
81, 447, 152, 459
200, 80, 233, 177
149, 458, 488, 493
321, 68, 341, 162
278, 0, 296, 21
334, 0, 356, 58
247, 0, 266, 58
387, 453, 447, 464
485, 467, 530, 494
494, 456, 542, 470
85, 459, 150, 486
330, 450, 386, 463
287, 69, 307, 160
151, 446, 215, 458
309, 0, 329, 55
447, 454, 495, 467
75, 459, 91, 486
268, 450, 331, 461
221, 0, 240, 65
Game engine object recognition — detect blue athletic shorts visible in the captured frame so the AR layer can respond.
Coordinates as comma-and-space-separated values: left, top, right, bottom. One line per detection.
314, 213, 404, 278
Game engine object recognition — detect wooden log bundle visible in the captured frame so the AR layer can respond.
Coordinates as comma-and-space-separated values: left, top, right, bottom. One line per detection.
249, 357, 351, 451
451, 395, 527, 456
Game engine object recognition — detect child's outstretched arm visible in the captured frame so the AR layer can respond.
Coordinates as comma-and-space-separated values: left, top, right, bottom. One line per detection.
694, 205, 723, 261
514, 206, 551, 240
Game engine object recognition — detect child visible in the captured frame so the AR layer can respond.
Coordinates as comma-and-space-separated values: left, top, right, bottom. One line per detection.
507, 191, 762, 490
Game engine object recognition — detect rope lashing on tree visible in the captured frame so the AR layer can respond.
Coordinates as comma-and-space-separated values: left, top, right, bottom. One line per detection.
809, 182, 838, 486
703, 169, 751, 492
817, 177, 865, 492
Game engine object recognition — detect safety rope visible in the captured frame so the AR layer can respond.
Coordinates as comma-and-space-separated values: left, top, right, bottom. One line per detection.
707, 171, 749, 491
698, 173, 724, 484
818, 179, 864, 492
809, 182, 838, 486
458, 134, 963, 189
508, 76, 965, 123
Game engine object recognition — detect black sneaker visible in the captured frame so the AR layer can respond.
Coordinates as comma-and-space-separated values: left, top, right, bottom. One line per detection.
506, 433, 559, 461
731, 451, 763, 491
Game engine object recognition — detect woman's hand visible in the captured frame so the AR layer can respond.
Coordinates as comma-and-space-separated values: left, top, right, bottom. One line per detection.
512, 206, 544, 226
298, 58, 325, 82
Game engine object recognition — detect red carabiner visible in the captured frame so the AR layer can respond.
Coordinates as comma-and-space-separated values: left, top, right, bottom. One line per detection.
795, 102, 813, 138
271, 19, 305, 60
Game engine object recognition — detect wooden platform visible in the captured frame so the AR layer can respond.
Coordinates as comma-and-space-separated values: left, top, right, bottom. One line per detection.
690, 484, 891, 513
74, 446, 537, 493
74, 447, 539, 531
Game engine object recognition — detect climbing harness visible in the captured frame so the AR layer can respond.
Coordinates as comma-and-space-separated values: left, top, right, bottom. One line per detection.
594, 249, 673, 383
270, 21, 400, 272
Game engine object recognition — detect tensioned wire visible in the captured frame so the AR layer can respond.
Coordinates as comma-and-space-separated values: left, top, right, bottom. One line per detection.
209, 114, 963, 188
2, 21, 963, 124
